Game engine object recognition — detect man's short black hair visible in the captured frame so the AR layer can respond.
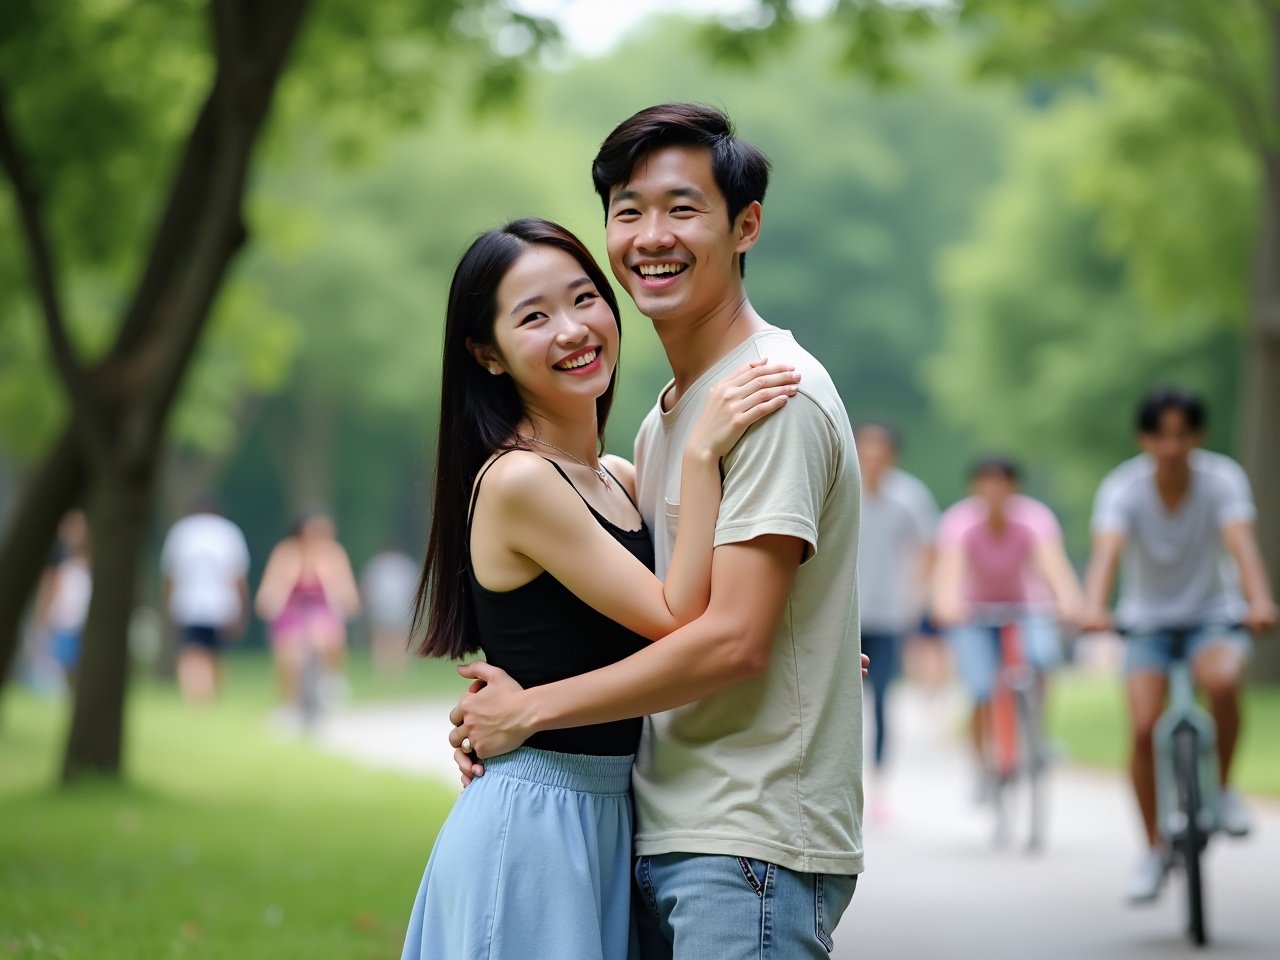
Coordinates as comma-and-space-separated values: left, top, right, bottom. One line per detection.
969, 455, 1021, 483
591, 103, 771, 277
1136, 386, 1207, 434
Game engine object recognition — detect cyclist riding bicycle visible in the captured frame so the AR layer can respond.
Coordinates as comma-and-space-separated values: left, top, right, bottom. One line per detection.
1082, 387, 1277, 905
934, 457, 1082, 799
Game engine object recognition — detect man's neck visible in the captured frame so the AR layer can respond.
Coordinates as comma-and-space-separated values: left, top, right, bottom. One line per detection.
864, 469, 886, 495
656, 293, 769, 410
1155, 462, 1192, 507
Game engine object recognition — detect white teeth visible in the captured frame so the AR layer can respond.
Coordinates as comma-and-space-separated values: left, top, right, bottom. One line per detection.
557, 349, 598, 370
637, 263, 686, 277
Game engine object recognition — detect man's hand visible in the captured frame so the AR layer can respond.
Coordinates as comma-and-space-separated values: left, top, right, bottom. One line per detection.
860, 652, 869, 678
1245, 598, 1279, 634
447, 661, 535, 761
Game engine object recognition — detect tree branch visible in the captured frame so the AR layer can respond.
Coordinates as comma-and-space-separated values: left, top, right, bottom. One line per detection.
0, 83, 96, 419
109, 0, 310, 363
104, 0, 311, 461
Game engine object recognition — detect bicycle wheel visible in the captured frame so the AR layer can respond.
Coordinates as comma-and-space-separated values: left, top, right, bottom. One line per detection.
1173, 726, 1207, 946
1016, 684, 1046, 853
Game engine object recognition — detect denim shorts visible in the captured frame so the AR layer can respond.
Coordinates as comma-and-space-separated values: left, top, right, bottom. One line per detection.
181, 625, 225, 654
1123, 625, 1252, 676
633, 853, 857, 959
948, 613, 1061, 703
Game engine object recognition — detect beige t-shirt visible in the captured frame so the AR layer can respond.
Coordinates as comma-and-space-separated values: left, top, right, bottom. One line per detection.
632, 328, 864, 876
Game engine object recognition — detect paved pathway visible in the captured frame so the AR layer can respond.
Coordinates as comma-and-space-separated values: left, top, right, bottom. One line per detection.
315, 684, 1280, 959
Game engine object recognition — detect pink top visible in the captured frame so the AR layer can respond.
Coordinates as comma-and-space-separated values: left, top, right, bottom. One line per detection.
937, 495, 1062, 603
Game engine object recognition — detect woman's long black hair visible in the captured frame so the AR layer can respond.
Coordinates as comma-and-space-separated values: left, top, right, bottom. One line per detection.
412, 218, 623, 659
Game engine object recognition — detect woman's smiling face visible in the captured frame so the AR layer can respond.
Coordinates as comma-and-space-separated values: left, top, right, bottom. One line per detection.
483, 243, 620, 415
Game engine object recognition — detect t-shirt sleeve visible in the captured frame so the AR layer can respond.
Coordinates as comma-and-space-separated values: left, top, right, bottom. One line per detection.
905, 479, 940, 543
935, 503, 971, 548
1020, 498, 1063, 545
1213, 458, 1257, 527
714, 394, 836, 558
1091, 469, 1131, 535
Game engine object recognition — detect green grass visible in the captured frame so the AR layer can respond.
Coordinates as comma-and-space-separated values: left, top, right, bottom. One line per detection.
1050, 670, 1280, 797
0, 656, 465, 959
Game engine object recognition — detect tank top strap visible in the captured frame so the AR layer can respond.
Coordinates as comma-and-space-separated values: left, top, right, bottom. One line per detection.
542, 458, 595, 511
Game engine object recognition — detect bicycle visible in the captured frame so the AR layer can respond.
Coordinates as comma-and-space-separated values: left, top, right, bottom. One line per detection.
971, 604, 1051, 852
1134, 625, 1228, 947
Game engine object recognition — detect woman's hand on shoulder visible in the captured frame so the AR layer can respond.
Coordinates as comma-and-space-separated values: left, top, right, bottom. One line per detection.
687, 358, 800, 461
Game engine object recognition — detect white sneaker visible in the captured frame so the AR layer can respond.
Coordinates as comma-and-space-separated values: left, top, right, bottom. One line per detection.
1126, 848, 1170, 905
1219, 787, 1253, 838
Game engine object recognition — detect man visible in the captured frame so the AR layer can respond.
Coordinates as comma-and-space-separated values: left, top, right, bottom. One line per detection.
855, 422, 937, 813
161, 498, 251, 703
449, 104, 863, 957
1082, 387, 1277, 904
933, 457, 1081, 793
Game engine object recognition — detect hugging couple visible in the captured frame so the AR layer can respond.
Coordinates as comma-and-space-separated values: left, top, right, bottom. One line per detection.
401, 102, 865, 959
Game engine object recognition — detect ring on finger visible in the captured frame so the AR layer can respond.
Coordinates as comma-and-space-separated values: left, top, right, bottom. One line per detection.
461, 737, 472, 754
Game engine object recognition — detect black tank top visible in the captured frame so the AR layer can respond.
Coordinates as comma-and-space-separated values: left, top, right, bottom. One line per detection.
467, 453, 654, 755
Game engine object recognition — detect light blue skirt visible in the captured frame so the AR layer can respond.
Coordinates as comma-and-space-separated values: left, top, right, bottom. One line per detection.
400, 747, 636, 960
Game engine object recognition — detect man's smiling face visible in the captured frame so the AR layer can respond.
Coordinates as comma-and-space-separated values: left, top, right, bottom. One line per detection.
605, 145, 752, 327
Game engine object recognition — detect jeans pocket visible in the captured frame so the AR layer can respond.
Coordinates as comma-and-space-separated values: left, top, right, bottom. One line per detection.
736, 856, 771, 897
814, 874, 857, 952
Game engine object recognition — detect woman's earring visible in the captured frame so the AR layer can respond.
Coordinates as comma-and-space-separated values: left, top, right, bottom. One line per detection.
488, 365, 500, 375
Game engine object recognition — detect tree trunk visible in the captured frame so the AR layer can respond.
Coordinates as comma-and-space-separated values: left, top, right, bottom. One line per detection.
61, 461, 155, 782
1242, 150, 1280, 683
0, 428, 86, 688
52, 0, 313, 778
1241, 10, 1280, 684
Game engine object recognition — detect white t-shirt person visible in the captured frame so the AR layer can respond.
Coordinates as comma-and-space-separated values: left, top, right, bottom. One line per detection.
858, 468, 937, 635
632, 327, 863, 877
1091, 449, 1255, 632
161, 512, 251, 630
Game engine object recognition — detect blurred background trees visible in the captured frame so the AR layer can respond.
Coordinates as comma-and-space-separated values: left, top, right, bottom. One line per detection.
1, 0, 1270, 783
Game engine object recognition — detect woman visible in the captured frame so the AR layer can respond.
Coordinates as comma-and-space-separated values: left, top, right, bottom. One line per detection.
400, 218, 799, 960
255, 511, 360, 713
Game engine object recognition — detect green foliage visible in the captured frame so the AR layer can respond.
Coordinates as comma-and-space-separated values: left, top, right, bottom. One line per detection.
0, 0, 562, 468
929, 96, 1240, 544
1077, 65, 1256, 326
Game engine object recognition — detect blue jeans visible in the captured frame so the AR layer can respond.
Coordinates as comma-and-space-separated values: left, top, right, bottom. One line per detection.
948, 613, 1061, 704
861, 631, 901, 768
633, 853, 857, 959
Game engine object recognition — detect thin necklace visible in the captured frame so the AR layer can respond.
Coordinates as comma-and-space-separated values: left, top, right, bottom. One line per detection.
518, 433, 610, 488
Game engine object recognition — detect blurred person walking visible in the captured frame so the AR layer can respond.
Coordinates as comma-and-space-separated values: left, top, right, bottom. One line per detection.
933, 457, 1081, 800
360, 545, 419, 674
855, 421, 938, 820
34, 511, 92, 691
399, 216, 797, 960
255, 511, 360, 716
160, 498, 251, 704
1081, 387, 1277, 904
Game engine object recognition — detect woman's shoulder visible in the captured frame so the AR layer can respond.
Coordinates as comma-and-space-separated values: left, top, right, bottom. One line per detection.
476, 449, 566, 511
